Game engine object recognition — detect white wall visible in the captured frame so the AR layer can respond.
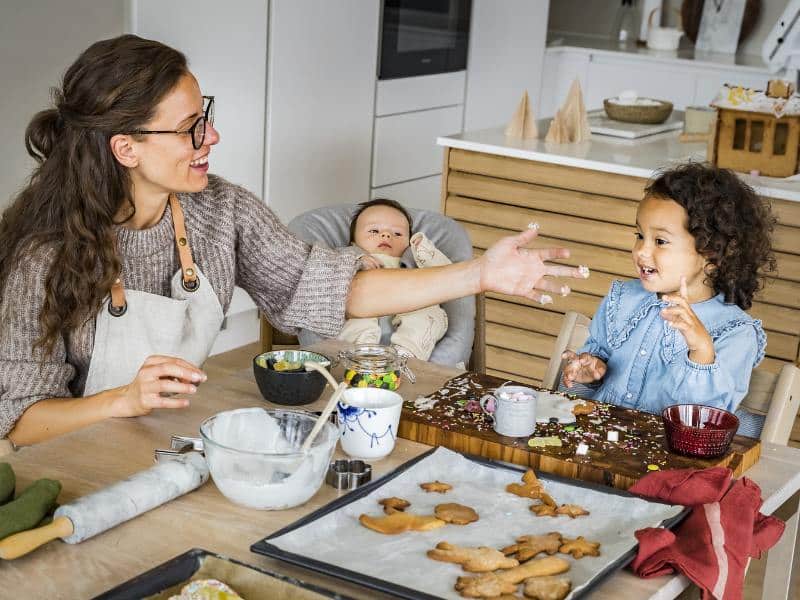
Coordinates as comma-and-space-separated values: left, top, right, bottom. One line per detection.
464, 0, 550, 131
548, 0, 786, 57
0, 2, 125, 211
131, 0, 268, 198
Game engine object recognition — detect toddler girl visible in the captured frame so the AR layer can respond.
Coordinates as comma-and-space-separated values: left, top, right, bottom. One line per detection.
561, 163, 776, 436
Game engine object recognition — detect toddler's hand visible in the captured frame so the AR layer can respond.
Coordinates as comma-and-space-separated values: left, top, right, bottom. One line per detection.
660, 276, 715, 364
358, 255, 383, 271
561, 350, 606, 388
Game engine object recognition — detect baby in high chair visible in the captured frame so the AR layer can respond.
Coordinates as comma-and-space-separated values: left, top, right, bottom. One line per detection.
560, 163, 777, 437
338, 198, 450, 361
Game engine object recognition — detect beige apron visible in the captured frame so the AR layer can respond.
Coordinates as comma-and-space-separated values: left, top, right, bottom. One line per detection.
82, 195, 224, 397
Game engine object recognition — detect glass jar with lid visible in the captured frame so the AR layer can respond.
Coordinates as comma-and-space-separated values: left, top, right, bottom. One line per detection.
337, 343, 415, 390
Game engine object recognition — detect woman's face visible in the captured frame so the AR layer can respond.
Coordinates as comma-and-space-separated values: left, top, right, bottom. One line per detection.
129, 73, 219, 196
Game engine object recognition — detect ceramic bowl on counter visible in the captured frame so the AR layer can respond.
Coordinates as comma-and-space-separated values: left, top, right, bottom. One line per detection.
252, 350, 330, 405
200, 407, 337, 510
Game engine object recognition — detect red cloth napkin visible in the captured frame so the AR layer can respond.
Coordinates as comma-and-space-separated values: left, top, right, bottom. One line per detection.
629, 467, 784, 600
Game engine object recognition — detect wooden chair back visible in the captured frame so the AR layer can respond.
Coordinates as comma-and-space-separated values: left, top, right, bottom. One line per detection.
542, 311, 592, 391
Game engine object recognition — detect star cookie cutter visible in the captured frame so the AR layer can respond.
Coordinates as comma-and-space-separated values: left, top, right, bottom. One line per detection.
325, 459, 372, 490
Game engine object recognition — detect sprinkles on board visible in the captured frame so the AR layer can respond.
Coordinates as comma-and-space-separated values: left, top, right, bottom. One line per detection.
402, 372, 690, 474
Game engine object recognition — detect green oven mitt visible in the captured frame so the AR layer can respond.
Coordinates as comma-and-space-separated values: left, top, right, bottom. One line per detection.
0, 463, 14, 506
0, 478, 61, 541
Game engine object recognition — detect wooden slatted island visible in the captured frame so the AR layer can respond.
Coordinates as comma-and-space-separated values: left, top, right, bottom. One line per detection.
437, 127, 800, 442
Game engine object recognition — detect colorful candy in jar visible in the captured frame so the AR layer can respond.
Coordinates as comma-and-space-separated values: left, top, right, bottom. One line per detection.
344, 368, 401, 390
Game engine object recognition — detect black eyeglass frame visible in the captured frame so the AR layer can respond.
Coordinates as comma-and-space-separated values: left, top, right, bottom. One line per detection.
126, 96, 214, 150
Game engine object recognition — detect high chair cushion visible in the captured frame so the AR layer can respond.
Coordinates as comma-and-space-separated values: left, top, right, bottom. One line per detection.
287, 204, 475, 366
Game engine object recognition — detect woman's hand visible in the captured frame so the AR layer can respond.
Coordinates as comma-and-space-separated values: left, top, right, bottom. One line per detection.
479, 225, 589, 304
660, 277, 715, 364
561, 351, 607, 388
110, 355, 206, 418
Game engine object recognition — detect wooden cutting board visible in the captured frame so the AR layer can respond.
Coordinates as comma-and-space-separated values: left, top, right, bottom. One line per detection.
397, 372, 761, 490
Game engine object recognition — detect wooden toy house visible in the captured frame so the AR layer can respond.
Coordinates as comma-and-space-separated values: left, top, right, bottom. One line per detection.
710, 81, 800, 178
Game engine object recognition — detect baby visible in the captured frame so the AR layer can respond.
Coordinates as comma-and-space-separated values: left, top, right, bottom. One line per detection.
338, 199, 450, 361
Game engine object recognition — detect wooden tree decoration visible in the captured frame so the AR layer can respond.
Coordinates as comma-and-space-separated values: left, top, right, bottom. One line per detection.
505, 90, 538, 139
546, 79, 591, 143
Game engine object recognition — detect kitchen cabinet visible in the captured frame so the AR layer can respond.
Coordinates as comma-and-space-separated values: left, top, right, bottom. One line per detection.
540, 37, 777, 117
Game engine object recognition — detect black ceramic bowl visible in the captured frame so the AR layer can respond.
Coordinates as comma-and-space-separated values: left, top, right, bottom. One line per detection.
252, 350, 330, 406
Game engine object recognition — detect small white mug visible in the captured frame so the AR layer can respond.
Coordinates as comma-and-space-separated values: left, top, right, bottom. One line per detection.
336, 388, 403, 460
480, 385, 538, 437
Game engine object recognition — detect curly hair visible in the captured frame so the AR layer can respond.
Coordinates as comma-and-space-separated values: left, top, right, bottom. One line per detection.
0, 35, 188, 357
645, 162, 777, 310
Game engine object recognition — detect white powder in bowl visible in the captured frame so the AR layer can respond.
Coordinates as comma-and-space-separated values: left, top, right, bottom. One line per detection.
205, 409, 334, 510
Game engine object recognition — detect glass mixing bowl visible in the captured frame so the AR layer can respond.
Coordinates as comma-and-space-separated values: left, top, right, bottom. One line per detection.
200, 407, 337, 510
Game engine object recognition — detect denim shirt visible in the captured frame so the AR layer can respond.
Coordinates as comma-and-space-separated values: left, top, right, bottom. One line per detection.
577, 279, 766, 416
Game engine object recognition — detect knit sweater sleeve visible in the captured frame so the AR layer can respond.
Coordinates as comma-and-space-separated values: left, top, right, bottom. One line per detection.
0, 247, 75, 438
233, 188, 359, 336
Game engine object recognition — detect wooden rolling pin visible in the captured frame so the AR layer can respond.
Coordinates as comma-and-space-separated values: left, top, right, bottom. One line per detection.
0, 452, 208, 559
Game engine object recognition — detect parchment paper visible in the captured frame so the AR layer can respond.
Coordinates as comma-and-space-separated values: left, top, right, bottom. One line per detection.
266, 448, 683, 599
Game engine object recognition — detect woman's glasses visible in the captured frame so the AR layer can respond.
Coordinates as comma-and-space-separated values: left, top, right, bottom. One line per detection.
128, 96, 215, 149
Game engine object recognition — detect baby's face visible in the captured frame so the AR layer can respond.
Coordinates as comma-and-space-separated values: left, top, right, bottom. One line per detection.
353, 205, 410, 258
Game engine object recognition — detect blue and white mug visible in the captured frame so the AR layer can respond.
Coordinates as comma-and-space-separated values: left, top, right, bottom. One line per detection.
336, 388, 403, 460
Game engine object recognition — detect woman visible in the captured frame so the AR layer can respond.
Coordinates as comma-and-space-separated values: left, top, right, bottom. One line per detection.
0, 35, 587, 447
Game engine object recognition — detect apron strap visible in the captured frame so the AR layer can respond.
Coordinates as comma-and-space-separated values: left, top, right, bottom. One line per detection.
169, 194, 199, 291
108, 194, 200, 316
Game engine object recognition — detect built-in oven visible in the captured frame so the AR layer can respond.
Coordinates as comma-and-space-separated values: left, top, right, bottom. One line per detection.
379, 0, 471, 80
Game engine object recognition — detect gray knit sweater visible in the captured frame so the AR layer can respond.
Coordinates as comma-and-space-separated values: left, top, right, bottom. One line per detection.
0, 175, 358, 437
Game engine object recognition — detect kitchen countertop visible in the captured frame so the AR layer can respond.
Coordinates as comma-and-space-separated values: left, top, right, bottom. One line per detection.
437, 126, 800, 202
546, 32, 772, 73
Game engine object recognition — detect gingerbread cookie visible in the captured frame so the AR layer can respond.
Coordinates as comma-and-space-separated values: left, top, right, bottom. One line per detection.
530, 503, 558, 517
379, 497, 410, 514
434, 503, 479, 525
455, 573, 517, 598
507, 469, 549, 501
522, 576, 572, 600
555, 504, 589, 518
420, 480, 452, 493
457, 555, 571, 597
571, 400, 596, 416
502, 532, 562, 561
559, 536, 601, 559
427, 542, 519, 572
359, 511, 445, 535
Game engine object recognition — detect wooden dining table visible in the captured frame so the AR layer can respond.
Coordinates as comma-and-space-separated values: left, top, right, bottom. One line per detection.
3, 340, 799, 599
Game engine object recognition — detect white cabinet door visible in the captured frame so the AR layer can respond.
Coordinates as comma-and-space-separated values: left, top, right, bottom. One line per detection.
266, 0, 380, 222
372, 105, 463, 187
585, 56, 696, 110
464, 0, 550, 130
372, 175, 442, 212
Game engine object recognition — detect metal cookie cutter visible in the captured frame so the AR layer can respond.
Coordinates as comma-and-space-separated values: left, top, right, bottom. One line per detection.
155, 435, 204, 463
326, 459, 372, 490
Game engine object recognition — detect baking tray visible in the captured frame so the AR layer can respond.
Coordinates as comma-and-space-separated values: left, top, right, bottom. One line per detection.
93, 548, 353, 600
251, 448, 689, 600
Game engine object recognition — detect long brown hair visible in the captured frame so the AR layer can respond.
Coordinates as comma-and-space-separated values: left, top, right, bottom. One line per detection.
0, 35, 188, 356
